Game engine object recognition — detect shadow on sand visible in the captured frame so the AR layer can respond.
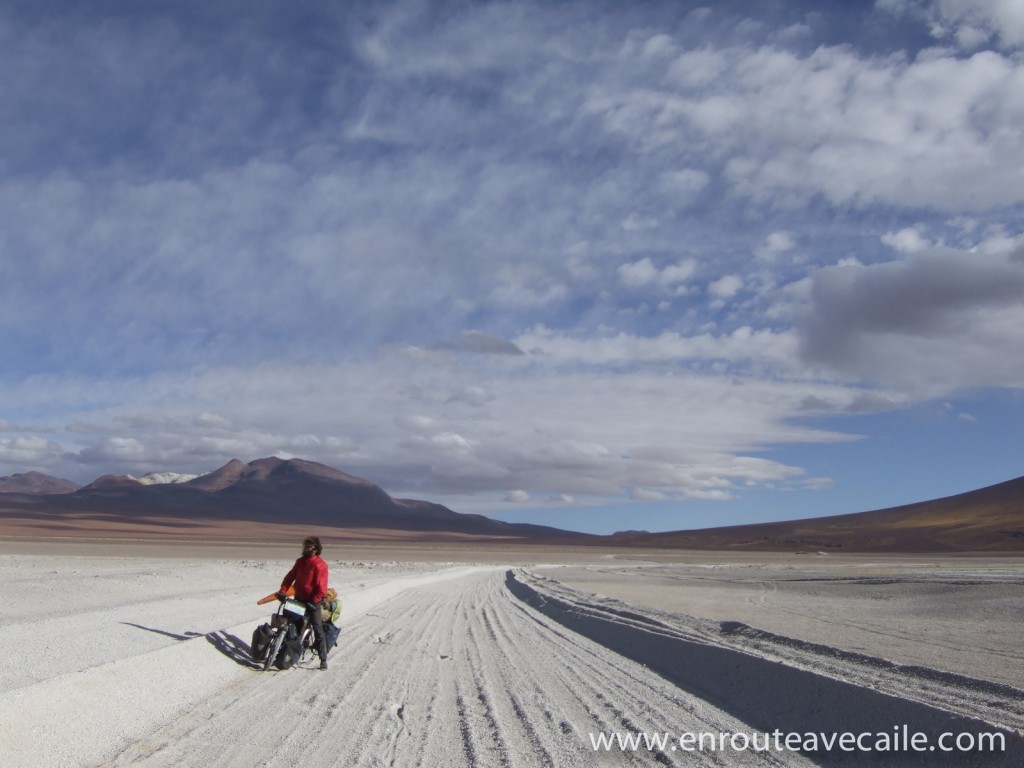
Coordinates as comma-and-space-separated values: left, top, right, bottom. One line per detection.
120, 622, 203, 641
506, 571, 1023, 768
206, 630, 263, 670
120, 622, 261, 670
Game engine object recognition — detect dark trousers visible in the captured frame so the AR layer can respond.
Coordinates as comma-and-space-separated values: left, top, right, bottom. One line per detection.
307, 602, 329, 660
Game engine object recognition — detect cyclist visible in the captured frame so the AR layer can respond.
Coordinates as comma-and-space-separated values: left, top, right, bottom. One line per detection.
279, 535, 330, 670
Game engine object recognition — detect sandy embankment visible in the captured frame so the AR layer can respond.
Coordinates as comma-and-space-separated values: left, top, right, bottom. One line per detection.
0, 543, 1021, 767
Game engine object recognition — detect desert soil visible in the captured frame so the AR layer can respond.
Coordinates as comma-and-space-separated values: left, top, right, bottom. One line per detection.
0, 542, 1021, 767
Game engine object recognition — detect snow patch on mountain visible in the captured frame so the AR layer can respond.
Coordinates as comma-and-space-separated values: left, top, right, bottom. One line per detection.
132, 471, 205, 485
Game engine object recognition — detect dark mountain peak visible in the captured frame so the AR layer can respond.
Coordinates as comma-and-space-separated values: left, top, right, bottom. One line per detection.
185, 458, 249, 491
183, 457, 374, 493
82, 474, 143, 491
260, 457, 373, 486
0, 471, 80, 495
241, 456, 286, 480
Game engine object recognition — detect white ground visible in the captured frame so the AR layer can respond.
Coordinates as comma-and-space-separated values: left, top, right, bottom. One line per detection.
0, 550, 1021, 767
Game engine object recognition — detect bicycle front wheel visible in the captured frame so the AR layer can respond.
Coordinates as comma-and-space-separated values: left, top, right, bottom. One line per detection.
263, 627, 287, 671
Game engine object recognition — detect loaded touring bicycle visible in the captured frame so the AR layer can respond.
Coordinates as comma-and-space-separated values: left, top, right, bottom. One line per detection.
251, 587, 341, 671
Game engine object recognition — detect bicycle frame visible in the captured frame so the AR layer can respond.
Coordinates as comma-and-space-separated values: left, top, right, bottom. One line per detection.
262, 597, 316, 671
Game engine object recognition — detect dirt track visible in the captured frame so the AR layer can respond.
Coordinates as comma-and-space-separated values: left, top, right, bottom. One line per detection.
1, 552, 1021, 767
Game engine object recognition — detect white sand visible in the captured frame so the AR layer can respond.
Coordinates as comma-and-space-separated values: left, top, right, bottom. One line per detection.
0, 548, 1021, 767
552, 557, 1024, 690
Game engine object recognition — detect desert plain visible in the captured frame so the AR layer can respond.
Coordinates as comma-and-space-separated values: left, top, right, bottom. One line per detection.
0, 538, 1021, 767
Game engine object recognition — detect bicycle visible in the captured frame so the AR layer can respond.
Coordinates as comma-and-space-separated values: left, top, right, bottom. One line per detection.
253, 591, 320, 671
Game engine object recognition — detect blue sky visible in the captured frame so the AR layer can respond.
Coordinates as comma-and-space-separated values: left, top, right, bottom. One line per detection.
2, 0, 1023, 534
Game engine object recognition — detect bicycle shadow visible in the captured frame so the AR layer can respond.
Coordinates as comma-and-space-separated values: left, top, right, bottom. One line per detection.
120, 622, 261, 670
207, 630, 263, 670
120, 622, 203, 641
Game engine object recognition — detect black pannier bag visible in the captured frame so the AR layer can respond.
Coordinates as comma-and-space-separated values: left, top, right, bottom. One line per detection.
275, 624, 303, 670
250, 623, 273, 662
324, 622, 340, 651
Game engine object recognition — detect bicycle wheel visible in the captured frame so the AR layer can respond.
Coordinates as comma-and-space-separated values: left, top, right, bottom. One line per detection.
263, 627, 287, 671
300, 626, 315, 663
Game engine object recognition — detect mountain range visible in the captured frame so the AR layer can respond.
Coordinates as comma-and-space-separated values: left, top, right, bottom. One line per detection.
1, 458, 1022, 550
609, 474, 1024, 553
0, 457, 577, 542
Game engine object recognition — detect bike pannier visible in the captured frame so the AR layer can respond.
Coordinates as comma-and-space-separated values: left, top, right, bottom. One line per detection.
251, 623, 273, 662
275, 625, 303, 670
325, 621, 340, 651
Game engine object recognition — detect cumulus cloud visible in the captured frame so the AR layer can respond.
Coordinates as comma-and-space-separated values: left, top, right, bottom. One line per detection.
882, 226, 932, 254
756, 231, 795, 261
798, 242, 1024, 393
0, 435, 63, 465
617, 257, 698, 293
708, 274, 744, 299
618, 258, 660, 288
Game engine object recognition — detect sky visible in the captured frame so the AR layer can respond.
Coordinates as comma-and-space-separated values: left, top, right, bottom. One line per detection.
2, 0, 1024, 535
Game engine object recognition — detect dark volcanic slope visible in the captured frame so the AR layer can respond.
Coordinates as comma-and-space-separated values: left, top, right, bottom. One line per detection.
0, 471, 79, 495
610, 474, 1024, 552
0, 457, 577, 540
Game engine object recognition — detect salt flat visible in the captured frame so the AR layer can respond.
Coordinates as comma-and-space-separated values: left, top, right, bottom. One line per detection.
0, 543, 1020, 767
553, 555, 1024, 690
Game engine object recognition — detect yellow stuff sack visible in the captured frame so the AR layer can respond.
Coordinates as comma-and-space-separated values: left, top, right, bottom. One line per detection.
321, 587, 342, 624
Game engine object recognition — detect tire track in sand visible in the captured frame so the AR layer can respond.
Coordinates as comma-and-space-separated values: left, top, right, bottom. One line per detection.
107, 569, 811, 768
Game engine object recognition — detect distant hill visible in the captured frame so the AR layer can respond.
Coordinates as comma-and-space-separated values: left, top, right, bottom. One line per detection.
0, 457, 580, 542
5, 460, 1022, 551
0, 471, 80, 495
609, 474, 1024, 552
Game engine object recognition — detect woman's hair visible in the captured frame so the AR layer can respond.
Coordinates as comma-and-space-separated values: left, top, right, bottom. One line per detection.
302, 536, 322, 556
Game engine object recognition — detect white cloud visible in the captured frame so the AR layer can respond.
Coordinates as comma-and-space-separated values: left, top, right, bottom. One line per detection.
756, 231, 795, 261
667, 48, 729, 87
618, 257, 697, 291
618, 257, 660, 287
660, 259, 698, 286
709, 274, 743, 299
594, 35, 1024, 211
0, 435, 62, 465
882, 226, 931, 253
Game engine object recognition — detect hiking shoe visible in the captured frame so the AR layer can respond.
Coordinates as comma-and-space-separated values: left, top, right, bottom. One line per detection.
319, 660, 328, 670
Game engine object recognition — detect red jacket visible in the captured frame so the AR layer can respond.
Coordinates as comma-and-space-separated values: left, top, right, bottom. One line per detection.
281, 555, 328, 604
